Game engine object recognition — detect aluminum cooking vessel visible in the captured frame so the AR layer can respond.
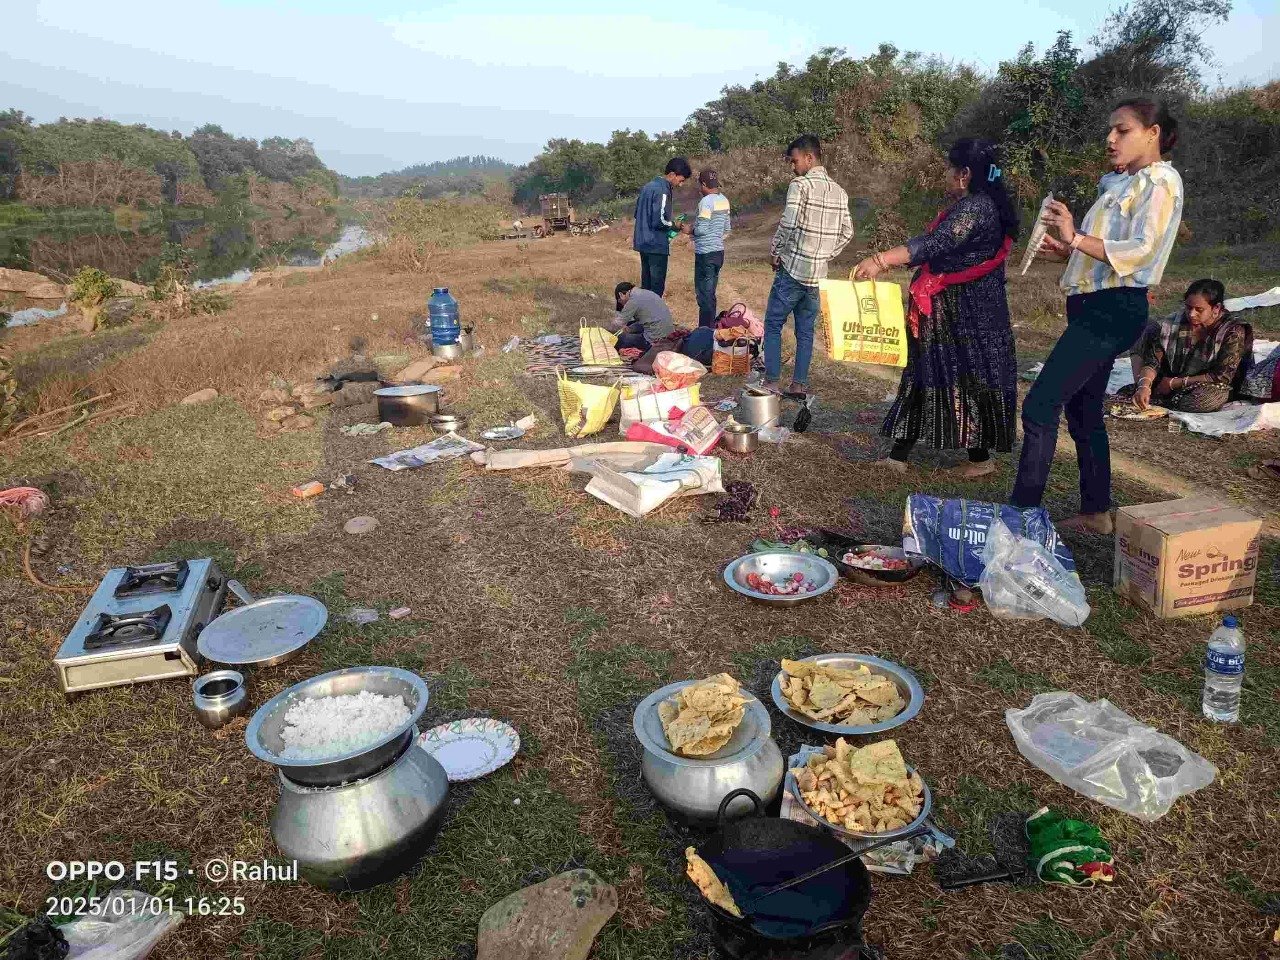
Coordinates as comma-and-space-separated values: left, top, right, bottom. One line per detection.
374, 384, 442, 427
738, 388, 780, 428
634, 680, 784, 822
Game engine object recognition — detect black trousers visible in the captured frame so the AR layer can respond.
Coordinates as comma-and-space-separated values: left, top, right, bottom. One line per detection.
694, 251, 724, 327
639, 252, 669, 297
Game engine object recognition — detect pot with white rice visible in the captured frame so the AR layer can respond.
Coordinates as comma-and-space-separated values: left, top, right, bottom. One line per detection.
246, 666, 449, 890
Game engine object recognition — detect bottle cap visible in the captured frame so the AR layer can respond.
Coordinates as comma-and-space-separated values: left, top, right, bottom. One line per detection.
1223, 615, 1239, 628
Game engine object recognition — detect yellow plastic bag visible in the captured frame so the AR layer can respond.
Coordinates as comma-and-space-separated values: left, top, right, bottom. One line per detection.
818, 275, 908, 368
557, 370, 622, 438
580, 326, 625, 366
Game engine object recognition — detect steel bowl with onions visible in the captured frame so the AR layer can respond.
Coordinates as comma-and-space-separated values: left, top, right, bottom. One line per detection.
246, 666, 430, 787
724, 551, 839, 607
770, 653, 924, 737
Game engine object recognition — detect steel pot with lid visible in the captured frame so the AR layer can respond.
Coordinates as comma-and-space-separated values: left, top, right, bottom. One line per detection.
633, 680, 783, 822
374, 384, 442, 426
739, 387, 780, 428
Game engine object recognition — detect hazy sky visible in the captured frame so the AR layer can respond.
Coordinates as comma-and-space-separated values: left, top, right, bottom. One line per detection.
3, 0, 1277, 176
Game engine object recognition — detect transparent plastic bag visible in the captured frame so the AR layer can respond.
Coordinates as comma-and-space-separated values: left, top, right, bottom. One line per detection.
62, 890, 183, 960
978, 519, 1090, 626
1005, 693, 1218, 822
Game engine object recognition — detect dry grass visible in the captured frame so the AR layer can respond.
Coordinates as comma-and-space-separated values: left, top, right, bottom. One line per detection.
2, 214, 1278, 960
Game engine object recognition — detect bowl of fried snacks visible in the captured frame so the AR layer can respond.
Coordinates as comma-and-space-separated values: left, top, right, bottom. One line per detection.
771, 655, 923, 736
787, 738, 931, 840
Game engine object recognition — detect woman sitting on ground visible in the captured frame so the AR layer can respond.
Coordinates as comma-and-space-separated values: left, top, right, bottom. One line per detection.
1121, 279, 1252, 413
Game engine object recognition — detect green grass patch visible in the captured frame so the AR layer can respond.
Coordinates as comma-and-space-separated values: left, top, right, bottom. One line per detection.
975, 658, 1055, 696
229, 917, 329, 960
567, 640, 672, 723
936, 775, 1038, 856
1084, 591, 1152, 667
973, 916, 1099, 960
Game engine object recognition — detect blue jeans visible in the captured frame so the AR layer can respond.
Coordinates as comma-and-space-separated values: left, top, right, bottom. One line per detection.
764, 267, 820, 384
694, 251, 724, 327
1011, 287, 1149, 514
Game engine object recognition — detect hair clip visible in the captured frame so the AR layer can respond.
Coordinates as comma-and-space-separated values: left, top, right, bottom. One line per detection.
988, 165, 1002, 182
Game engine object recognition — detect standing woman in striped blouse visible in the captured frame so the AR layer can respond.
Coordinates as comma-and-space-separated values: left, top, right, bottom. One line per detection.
1011, 98, 1184, 534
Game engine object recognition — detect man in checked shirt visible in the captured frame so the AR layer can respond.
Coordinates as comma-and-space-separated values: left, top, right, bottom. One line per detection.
764, 135, 854, 396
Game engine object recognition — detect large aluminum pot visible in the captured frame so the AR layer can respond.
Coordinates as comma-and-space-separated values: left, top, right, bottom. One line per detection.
634, 680, 784, 822
374, 384, 442, 427
272, 743, 448, 890
739, 387, 780, 428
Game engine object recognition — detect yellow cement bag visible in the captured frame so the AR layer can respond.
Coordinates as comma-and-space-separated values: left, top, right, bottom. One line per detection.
558, 370, 622, 438
580, 326, 625, 366
818, 276, 908, 368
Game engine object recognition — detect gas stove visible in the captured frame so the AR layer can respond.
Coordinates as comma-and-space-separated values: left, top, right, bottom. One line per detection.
54, 559, 228, 693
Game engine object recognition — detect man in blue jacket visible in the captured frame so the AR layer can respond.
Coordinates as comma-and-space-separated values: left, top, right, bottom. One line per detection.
633, 157, 692, 297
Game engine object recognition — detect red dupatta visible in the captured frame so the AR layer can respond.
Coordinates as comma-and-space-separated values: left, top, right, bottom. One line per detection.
907, 210, 1012, 336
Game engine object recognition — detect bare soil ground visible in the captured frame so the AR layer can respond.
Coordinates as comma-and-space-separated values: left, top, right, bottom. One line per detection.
2, 217, 1278, 960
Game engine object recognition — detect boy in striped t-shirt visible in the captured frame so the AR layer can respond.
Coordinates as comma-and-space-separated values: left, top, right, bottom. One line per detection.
691, 169, 732, 327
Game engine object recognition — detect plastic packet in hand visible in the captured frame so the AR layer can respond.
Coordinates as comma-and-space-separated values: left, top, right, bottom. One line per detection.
978, 519, 1090, 626
1006, 693, 1217, 822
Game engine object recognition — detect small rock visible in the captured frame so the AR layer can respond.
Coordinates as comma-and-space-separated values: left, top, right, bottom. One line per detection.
115, 279, 147, 296
0, 267, 54, 294
265, 406, 296, 422
301, 393, 333, 410
259, 388, 291, 404
423, 365, 462, 383
261, 419, 282, 433
393, 358, 439, 383
344, 516, 379, 535
100, 297, 137, 327
180, 388, 219, 405
25, 281, 67, 300
332, 326, 342, 332
330, 382, 378, 408
280, 414, 315, 432
476, 870, 617, 960
297, 381, 332, 396
389, 607, 411, 620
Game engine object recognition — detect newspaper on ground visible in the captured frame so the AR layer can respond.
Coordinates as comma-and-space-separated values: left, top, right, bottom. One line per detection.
369, 433, 484, 471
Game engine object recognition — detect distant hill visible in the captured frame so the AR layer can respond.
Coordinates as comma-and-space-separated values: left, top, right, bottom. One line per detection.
339, 155, 515, 199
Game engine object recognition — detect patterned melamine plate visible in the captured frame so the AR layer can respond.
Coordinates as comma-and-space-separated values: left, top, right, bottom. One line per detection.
417, 718, 520, 782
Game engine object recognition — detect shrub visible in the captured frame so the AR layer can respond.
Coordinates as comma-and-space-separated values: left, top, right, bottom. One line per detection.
69, 267, 120, 307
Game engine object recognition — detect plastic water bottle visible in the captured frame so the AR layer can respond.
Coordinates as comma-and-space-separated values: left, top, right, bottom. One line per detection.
427, 287, 460, 346
1202, 615, 1245, 723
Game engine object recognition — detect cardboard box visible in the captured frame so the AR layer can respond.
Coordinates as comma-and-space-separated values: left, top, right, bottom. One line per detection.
1115, 496, 1262, 619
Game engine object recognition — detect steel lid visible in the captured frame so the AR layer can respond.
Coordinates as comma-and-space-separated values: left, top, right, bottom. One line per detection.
633, 679, 771, 768
374, 384, 442, 397
198, 595, 327, 667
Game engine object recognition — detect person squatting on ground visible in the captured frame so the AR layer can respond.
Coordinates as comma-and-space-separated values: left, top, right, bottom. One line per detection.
1011, 97, 1184, 535
854, 138, 1020, 479
1119, 279, 1253, 414
763, 134, 853, 396
692, 168, 732, 327
632, 158, 692, 297
608, 282, 675, 352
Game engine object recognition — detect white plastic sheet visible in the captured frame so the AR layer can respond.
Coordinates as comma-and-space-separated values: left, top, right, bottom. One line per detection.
1006, 693, 1217, 822
62, 890, 182, 960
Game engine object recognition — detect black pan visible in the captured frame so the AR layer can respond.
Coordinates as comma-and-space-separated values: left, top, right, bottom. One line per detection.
695, 789, 878, 941
807, 530, 924, 586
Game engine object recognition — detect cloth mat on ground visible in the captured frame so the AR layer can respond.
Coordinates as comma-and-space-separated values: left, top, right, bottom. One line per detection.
1021, 338, 1280, 436
521, 335, 582, 375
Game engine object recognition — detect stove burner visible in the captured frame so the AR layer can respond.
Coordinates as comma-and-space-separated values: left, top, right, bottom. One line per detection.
712, 917, 875, 960
114, 561, 189, 599
83, 605, 173, 650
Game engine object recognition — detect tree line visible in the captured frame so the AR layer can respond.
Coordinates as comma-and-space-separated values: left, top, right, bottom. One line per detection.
511, 0, 1278, 243
0, 114, 338, 209
338, 155, 516, 200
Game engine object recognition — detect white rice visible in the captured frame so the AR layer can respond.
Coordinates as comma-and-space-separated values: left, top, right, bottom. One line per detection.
278, 691, 411, 760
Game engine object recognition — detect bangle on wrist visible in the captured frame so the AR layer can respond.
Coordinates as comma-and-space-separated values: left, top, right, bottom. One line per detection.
1068, 234, 1084, 250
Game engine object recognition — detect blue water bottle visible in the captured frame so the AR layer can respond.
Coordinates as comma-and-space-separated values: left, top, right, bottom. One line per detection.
427, 288, 460, 346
